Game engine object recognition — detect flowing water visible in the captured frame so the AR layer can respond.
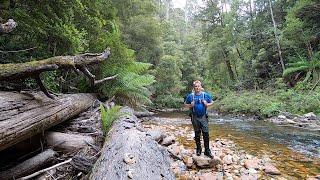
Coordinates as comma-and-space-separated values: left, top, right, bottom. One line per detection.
155, 112, 320, 179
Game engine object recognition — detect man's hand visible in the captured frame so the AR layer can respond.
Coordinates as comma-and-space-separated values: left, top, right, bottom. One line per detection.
202, 99, 208, 106
202, 99, 213, 107
184, 101, 195, 108
190, 101, 195, 107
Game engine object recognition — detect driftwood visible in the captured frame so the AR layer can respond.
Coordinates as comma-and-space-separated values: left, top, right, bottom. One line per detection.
0, 48, 116, 98
0, 91, 96, 151
134, 111, 155, 118
0, 149, 57, 180
0, 19, 17, 33
46, 131, 95, 152
90, 107, 174, 180
18, 158, 72, 180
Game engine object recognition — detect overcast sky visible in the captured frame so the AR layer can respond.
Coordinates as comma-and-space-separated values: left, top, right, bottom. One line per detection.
172, 0, 186, 9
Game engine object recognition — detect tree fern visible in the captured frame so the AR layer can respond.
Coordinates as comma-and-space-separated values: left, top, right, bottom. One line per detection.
100, 60, 155, 107
115, 71, 155, 106
100, 104, 121, 133
283, 52, 320, 84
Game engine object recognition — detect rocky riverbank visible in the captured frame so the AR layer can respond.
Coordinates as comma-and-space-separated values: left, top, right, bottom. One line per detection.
140, 113, 320, 180
266, 112, 320, 131
143, 125, 281, 179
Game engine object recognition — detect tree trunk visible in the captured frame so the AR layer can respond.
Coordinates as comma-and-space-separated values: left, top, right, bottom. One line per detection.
0, 91, 96, 151
0, 149, 57, 180
268, 0, 285, 72
90, 107, 174, 180
222, 49, 235, 81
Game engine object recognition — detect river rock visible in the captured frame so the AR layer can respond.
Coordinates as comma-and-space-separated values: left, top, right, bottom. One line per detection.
264, 163, 281, 175
244, 158, 260, 170
192, 155, 221, 168
278, 115, 287, 119
183, 156, 194, 168
248, 168, 258, 174
306, 174, 320, 180
196, 172, 222, 180
284, 119, 296, 124
222, 154, 233, 165
304, 112, 317, 120
146, 129, 164, 142
239, 174, 259, 180
162, 135, 176, 146
168, 144, 181, 156
279, 112, 295, 119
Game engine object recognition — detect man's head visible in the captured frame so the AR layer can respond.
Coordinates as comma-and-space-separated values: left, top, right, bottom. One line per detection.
193, 80, 202, 93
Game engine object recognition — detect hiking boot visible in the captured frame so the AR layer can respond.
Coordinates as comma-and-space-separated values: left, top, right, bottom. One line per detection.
194, 131, 202, 156
196, 148, 202, 156
204, 150, 213, 159
203, 132, 213, 158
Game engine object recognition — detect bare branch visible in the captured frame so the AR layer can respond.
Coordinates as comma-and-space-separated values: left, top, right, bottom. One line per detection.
18, 158, 72, 180
0, 47, 37, 53
94, 74, 118, 86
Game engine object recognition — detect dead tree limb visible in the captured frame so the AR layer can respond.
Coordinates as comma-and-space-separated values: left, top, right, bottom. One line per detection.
0, 91, 96, 151
0, 48, 116, 98
18, 158, 72, 180
0, 149, 57, 180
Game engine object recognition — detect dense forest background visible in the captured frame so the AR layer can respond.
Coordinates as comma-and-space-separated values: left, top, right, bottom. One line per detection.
1, 0, 319, 117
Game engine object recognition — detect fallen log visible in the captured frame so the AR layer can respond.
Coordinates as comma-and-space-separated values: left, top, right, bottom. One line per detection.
90, 107, 174, 180
0, 149, 57, 180
0, 91, 96, 151
46, 131, 95, 152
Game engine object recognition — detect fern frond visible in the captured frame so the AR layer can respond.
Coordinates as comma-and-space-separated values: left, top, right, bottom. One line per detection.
283, 65, 309, 77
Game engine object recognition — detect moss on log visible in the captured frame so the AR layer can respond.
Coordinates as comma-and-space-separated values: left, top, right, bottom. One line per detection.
0, 48, 110, 81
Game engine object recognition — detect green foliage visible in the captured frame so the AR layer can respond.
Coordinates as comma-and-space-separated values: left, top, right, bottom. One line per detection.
154, 94, 183, 108
100, 60, 156, 107
153, 55, 184, 107
283, 52, 320, 84
214, 89, 320, 117
42, 71, 60, 93
100, 104, 121, 133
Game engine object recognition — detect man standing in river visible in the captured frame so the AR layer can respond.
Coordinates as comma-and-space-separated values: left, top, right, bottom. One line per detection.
184, 80, 214, 158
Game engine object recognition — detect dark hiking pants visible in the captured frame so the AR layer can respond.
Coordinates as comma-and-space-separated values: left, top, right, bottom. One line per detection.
191, 115, 209, 133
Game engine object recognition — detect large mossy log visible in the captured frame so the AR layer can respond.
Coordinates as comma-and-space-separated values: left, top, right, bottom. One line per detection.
90, 107, 174, 180
0, 49, 115, 98
0, 49, 110, 81
0, 91, 96, 151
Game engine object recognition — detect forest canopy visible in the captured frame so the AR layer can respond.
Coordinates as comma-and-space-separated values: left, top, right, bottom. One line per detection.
0, 0, 319, 116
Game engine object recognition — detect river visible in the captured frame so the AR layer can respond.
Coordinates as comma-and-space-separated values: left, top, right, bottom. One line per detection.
154, 111, 320, 179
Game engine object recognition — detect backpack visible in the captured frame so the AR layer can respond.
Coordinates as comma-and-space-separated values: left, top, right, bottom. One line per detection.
189, 92, 208, 118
